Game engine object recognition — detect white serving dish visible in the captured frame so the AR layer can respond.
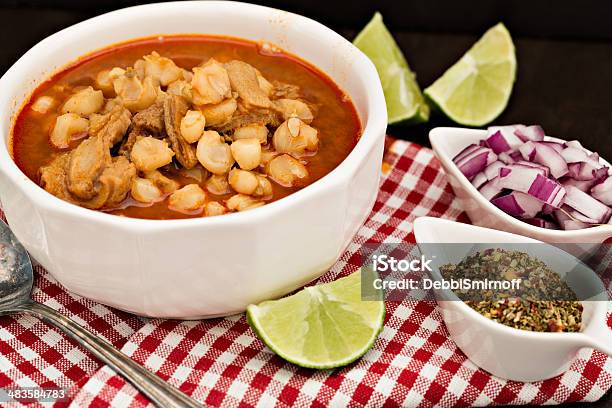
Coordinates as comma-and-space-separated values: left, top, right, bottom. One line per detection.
0, 2, 387, 318
413, 217, 612, 381
430, 127, 612, 243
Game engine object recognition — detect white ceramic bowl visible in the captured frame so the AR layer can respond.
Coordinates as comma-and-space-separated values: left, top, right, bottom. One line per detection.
0, 2, 387, 318
430, 127, 612, 243
413, 217, 612, 382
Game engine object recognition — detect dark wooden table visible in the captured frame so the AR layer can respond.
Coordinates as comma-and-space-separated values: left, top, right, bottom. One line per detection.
0, 3, 609, 406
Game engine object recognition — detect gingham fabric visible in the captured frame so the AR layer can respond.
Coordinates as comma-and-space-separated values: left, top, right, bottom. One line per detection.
0, 139, 610, 407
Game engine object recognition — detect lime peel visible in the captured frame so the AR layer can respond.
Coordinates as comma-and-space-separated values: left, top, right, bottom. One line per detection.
424, 23, 517, 127
247, 270, 385, 369
353, 12, 429, 125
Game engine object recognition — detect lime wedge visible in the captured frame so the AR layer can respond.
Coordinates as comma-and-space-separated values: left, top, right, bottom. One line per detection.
247, 270, 385, 369
353, 12, 429, 125
424, 23, 516, 127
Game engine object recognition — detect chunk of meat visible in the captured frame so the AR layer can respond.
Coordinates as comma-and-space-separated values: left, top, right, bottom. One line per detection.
40, 154, 74, 203
255, 70, 274, 96
67, 137, 109, 200
271, 80, 301, 100
88, 104, 132, 148
144, 170, 179, 193
225, 60, 271, 108
132, 101, 165, 136
213, 109, 281, 134
118, 126, 147, 159
164, 95, 199, 169
167, 80, 193, 101
81, 156, 136, 209
41, 146, 136, 210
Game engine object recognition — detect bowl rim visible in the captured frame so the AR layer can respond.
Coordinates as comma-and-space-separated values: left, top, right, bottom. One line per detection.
412, 217, 606, 343
430, 126, 612, 238
0, 1, 387, 231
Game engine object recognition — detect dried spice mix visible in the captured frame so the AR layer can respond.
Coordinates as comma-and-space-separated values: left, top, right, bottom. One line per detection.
440, 248, 582, 332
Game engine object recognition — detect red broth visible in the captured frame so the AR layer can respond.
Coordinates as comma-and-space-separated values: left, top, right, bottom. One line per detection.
11, 35, 361, 219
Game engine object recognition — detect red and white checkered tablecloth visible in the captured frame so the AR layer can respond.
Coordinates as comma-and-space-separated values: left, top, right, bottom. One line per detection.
0, 139, 610, 407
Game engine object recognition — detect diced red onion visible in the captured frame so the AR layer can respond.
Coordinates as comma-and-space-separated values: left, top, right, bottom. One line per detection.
591, 177, 612, 205
471, 172, 488, 189
542, 203, 555, 214
492, 191, 544, 218
478, 177, 503, 200
510, 151, 523, 161
486, 126, 524, 153
484, 161, 505, 180
567, 162, 600, 181
538, 141, 564, 153
498, 152, 514, 164
561, 177, 597, 193
586, 152, 604, 168
451, 125, 611, 231
508, 163, 548, 177
453, 146, 498, 180
527, 174, 566, 207
514, 160, 550, 177
453, 144, 482, 164
554, 210, 590, 230
497, 166, 566, 207
565, 140, 583, 149
531, 142, 568, 178
594, 167, 609, 181
526, 217, 559, 229
497, 166, 548, 192
560, 147, 588, 163
563, 185, 612, 223
563, 220, 590, 230
519, 141, 536, 161
515, 125, 545, 142
564, 207, 600, 224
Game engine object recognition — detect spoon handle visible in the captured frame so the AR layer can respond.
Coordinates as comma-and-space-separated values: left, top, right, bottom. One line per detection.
15, 301, 202, 408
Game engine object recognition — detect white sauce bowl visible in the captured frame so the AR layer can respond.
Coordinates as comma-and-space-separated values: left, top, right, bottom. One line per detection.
414, 217, 612, 382
430, 127, 612, 243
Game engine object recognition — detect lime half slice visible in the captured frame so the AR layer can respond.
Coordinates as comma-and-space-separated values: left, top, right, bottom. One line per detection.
353, 12, 429, 125
247, 270, 385, 369
424, 23, 516, 126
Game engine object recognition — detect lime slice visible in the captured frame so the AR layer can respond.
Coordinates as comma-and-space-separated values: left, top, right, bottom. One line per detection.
247, 270, 385, 369
353, 12, 429, 125
424, 23, 516, 127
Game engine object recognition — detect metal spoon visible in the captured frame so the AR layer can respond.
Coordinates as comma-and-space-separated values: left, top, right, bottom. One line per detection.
0, 220, 202, 408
